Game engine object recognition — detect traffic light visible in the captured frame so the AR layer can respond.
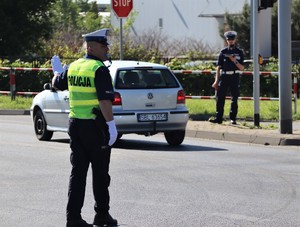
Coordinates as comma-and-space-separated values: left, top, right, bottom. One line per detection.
259, 0, 277, 10
258, 54, 264, 65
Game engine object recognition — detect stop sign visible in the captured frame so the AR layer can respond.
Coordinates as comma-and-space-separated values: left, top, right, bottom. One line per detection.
111, 0, 133, 18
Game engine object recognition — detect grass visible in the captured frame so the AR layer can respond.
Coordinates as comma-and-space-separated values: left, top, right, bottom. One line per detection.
1, 95, 300, 122
0, 95, 33, 110
186, 99, 299, 121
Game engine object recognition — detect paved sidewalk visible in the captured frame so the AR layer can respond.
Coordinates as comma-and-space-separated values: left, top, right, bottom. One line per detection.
187, 120, 300, 146
1, 109, 300, 146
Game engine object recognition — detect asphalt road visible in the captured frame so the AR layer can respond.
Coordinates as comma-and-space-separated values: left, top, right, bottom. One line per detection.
0, 116, 300, 227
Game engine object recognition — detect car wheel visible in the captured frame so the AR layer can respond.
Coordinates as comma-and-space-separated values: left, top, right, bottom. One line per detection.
164, 130, 185, 146
34, 110, 53, 141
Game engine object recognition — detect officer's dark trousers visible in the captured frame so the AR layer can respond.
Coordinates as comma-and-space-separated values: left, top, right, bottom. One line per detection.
216, 74, 240, 121
66, 118, 111, 222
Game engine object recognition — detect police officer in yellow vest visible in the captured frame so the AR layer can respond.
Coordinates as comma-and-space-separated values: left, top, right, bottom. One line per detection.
52, 28, 118, 227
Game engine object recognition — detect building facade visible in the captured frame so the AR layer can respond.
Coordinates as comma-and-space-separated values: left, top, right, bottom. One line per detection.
110, 0, 272, 57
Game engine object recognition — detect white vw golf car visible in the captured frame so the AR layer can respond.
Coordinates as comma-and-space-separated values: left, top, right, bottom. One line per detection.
30, 60, 189, 146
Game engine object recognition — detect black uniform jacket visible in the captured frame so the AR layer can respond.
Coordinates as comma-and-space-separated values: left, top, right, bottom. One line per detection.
217, 46, 244, 72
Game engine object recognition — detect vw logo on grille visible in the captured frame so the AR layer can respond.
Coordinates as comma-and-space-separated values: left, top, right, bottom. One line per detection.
147, 92, 153, 99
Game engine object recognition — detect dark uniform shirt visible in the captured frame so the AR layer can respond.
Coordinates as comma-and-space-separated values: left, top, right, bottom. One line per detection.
217, 46, 244, 72
54, 54, 114, 101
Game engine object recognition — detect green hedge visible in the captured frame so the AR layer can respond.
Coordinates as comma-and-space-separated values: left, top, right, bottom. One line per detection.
0, 69, 286, 98
0, 56, 295, 98
174, 73, 280, 97
0, 70, 52, 92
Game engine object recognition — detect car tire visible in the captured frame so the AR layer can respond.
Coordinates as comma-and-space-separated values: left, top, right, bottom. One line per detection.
34, 110, 53, 141
164, 130, 185, 146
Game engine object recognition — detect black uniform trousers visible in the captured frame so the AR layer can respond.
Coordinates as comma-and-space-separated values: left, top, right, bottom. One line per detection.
66, 118, 111, 221
216, 73, 240, 121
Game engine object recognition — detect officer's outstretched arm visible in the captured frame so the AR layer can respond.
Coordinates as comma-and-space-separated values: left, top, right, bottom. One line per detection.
51, 73, 59, 90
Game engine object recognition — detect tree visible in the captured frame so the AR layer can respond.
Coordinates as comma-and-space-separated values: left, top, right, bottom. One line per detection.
50, 0, 80, 31
44, 0, 108, 58
0, 0, 55, 57
291, 0, 300, 40
224, 2, 251, 57
225, 0, 300, 58
271, 3, 278, 57
77, 0, 91, 12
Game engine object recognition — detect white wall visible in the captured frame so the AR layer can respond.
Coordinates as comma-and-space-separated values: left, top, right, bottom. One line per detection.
110, 0, 275, 56
111, 0, 250, 49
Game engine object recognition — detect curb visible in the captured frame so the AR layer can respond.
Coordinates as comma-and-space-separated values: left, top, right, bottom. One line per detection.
1, 109, 300, 146
186, 129, 300, 146
279, 138, 300, 146
0, 109, 30, 115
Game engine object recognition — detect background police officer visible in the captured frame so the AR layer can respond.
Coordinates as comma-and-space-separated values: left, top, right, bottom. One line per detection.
210, 31, 245, 125
52, 28, 118, 227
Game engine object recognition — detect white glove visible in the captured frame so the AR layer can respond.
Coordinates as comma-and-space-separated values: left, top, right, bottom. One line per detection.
51, 55, 64, 74
106, 120, 118, 146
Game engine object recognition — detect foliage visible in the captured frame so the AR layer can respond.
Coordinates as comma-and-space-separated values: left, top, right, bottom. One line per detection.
107, 10, 163, 61
260, 56, 278, 71
224, 0, 300, 58
52, 0, 80, 30
292, 62, 300, 78
270, 3, 279, 57
0, 96, 33, 110
44, 0, 109, 58
165, 56, 295, 98
224, 2, 251, 57
3, 95, 300, 122
186, 99, 286, 121
77, 0, 93, 12
291, 0, 300, 41
1, 0, 299, 99
165, 58, 187, 70
0, 0, 55, 56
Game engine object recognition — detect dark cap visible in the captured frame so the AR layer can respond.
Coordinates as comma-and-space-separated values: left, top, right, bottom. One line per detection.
224, 31, 237, 40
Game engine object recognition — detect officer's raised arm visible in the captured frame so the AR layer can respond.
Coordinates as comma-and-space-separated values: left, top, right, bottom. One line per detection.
51, 55, 68, 91
227, 54, 244, 71
51, 70, 68, 91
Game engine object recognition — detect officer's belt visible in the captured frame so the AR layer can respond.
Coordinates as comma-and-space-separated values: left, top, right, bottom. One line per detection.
222, 70, 240, 75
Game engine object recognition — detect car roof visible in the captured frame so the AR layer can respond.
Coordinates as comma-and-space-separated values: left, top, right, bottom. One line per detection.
105, 60, 168, 70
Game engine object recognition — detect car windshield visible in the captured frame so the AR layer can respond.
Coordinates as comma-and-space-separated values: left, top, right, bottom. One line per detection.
115, 69, 179, 89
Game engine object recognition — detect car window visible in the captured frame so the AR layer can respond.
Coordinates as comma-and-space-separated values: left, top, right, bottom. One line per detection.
115, 69, 179, 89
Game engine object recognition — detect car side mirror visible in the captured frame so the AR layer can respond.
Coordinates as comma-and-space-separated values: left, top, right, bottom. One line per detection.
44, 83, 51, 90
43, 83, 57, 92
44, 82, 60, 93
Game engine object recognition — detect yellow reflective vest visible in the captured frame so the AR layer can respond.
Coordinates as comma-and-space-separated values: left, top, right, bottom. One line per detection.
67, 58, 104, 119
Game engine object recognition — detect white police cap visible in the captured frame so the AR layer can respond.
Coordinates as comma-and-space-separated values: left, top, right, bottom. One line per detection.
82, 28, 109, 45
224, 31, 237, 40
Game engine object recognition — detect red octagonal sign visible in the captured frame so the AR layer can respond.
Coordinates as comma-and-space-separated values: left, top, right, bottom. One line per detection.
112, 0, 133, 18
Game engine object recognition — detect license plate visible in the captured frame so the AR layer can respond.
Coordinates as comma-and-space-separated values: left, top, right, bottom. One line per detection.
137, 113, 168, 122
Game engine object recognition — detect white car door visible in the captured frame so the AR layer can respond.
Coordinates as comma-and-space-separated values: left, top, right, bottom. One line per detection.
44, 90, 70, 130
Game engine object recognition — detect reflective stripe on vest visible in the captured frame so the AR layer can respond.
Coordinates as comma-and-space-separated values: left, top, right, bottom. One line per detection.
67, 58, 104, 119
